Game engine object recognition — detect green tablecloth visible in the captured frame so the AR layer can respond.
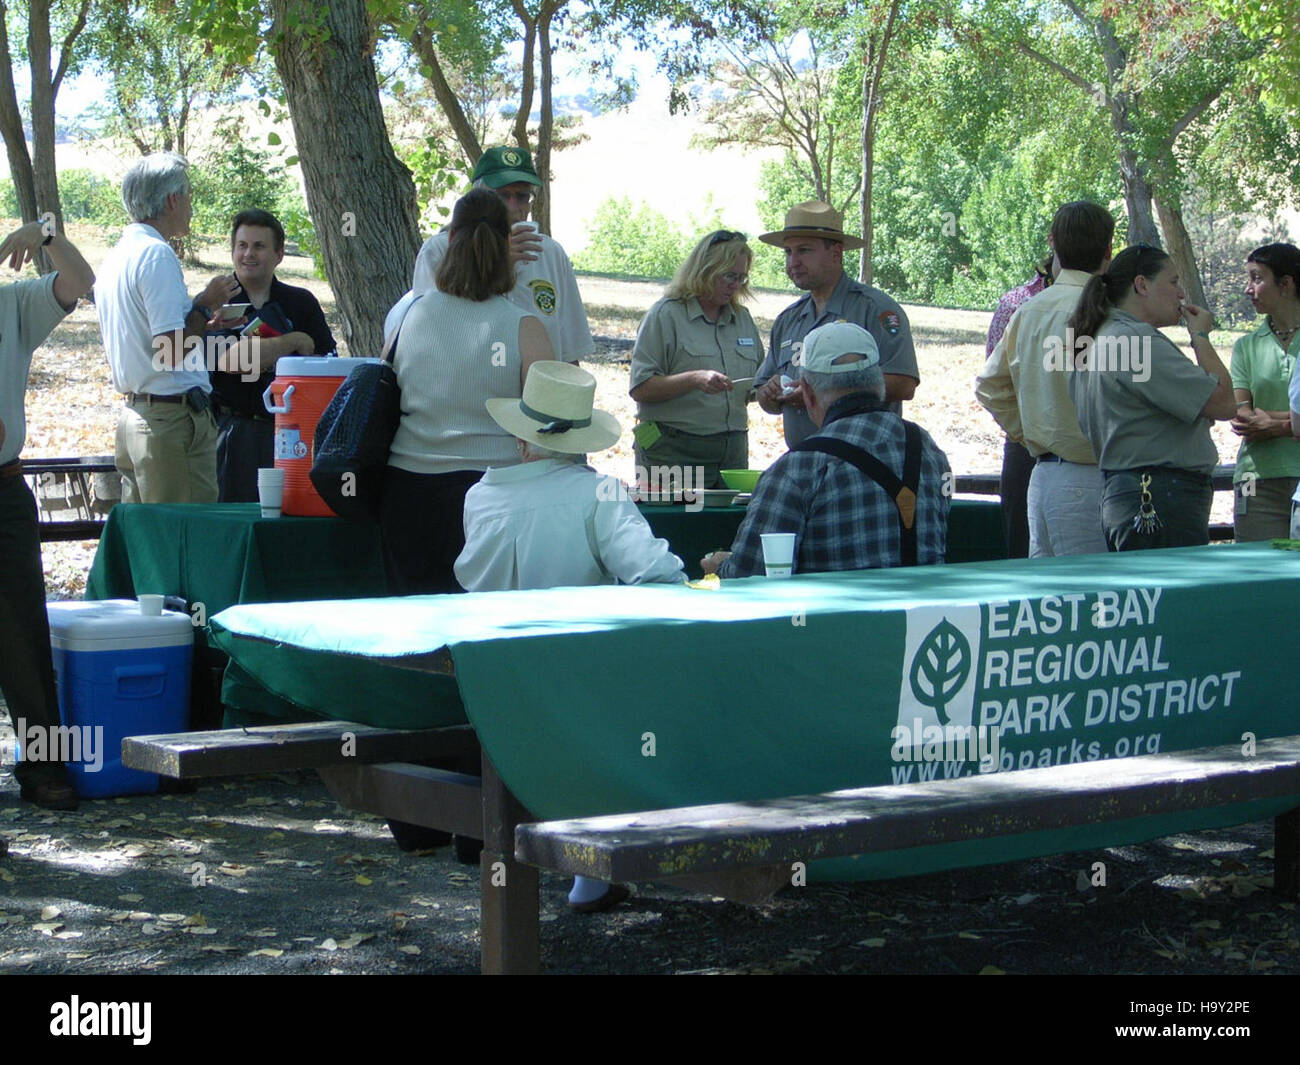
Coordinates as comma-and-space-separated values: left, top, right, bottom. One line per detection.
85, 503, 390, 614
209, 543, 1300, 880
86, 498, 1005, 604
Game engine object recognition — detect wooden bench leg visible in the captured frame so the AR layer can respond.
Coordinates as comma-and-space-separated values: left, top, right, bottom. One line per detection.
1276, 807, 1300, 898
479, 753, 539, 974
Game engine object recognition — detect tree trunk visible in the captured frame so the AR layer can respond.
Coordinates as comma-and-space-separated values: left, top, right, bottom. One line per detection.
858, 2, 899, 285
0, 0, 38, 223
28, 0, 62, 239
408, 22, 483, 166
1116, 141, 1159, 247
533, 2, 557, 234
271, 0, 421, 356
1154, 194, 1207, 310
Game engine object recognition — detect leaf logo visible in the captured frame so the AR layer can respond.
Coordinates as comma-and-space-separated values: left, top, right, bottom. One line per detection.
908, 618, 972, 725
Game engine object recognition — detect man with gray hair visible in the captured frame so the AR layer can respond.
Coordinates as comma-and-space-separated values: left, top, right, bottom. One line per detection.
704, 322, 950, 578
95, 152, 240, 503
411, 146, 593, 363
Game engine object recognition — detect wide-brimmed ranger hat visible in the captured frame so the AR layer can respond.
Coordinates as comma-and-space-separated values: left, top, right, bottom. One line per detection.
799, 321, 881, 375
486, 361, 621, 454
759, 200, 865, 251
472, 146, 542, 189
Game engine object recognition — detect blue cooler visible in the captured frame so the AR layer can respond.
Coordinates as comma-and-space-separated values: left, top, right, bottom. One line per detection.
44, 599, 193, 797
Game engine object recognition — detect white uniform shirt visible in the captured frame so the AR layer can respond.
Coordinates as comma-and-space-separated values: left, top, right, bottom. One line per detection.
94, 223, 202, 396
0, 274, 70, 465
413, 229, 595, 362
455, 460, 686, 591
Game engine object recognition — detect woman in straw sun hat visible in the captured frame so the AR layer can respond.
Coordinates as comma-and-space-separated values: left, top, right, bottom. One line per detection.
456, 360, 685, 912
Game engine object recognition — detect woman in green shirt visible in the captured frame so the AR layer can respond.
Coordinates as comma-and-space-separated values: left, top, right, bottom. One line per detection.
1231, 242, 1300, 540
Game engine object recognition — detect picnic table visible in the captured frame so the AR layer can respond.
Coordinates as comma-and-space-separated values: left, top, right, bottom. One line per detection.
124, 541, 1300, 971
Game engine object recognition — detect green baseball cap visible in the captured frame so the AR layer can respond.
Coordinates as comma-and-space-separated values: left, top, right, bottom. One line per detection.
472, 146, 541, 189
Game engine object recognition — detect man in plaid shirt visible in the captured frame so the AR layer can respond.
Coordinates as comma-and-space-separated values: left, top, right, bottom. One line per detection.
704, 322, 950, 578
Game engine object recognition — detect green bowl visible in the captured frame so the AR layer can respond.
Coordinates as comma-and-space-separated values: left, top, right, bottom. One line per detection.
720, 469, 762, 493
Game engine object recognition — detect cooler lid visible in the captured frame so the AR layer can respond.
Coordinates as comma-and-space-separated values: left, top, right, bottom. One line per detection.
275, 356, 382, 377
47, 599, 195, 645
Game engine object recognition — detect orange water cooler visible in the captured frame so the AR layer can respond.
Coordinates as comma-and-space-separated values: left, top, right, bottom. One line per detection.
263, 357, 381, 516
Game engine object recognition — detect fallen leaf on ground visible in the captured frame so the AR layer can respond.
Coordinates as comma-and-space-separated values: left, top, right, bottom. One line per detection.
248, 948, 283, 958
40, 906, 61, 920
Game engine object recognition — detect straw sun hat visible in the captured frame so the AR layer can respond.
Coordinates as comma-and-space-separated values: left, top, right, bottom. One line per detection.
486, 361, 621, 454
759, 200, 866, 251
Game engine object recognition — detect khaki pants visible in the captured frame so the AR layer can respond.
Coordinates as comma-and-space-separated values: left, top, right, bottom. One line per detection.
1234, 476, 1299, 542
634, 426, 748, 491
116, 398, 219, 504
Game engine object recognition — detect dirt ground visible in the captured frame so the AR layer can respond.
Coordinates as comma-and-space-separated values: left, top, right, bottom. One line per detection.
2, 704, 1295, 977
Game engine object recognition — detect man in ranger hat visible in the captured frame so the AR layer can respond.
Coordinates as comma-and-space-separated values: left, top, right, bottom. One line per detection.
411, 146, 595, 364
755, 200, 919, 447
456, 359, 685, 912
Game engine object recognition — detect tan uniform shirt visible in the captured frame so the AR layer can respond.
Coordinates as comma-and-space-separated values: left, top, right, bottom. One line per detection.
630, 297, 763, 436
975, 269, 1097, 463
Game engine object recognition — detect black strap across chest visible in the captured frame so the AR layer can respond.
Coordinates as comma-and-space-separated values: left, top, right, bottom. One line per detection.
792, 421, 923, 566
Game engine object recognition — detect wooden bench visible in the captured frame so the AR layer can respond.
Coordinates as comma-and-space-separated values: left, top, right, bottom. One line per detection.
23, 455, 118, 542
124, 726, 1300, 974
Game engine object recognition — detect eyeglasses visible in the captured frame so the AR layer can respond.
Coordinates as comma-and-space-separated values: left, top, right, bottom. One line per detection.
498, 189, 534, 205
721, 271, 749, 285
708, 230, 746, 247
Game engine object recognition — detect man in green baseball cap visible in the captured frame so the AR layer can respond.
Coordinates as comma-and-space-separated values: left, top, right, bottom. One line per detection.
411, 145, 595, 364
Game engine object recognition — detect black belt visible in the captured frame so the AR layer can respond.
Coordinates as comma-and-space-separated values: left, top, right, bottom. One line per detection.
1036, 453, 1064, 463
212, 398, 273, 423
126, 391, 185, 405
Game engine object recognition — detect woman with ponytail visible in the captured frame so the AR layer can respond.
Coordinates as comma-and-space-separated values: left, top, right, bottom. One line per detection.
381, 187, 555, 594
1066, 244, 1236, 550
1229, 242, 1300, 540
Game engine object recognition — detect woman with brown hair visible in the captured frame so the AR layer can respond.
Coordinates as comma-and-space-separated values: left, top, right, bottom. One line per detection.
629, 230, 764, 489
381, 187, 555, 594
1066, 244, 1236, 550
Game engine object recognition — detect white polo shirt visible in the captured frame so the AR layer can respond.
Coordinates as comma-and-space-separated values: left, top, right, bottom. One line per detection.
94, 223, 205, 396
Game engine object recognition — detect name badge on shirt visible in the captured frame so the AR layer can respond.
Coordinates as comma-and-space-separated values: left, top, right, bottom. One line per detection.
738, 337, 755, 346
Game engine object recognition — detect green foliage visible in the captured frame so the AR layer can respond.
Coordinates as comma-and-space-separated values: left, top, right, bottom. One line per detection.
187, 141, 315, 267
400, 136, 470, 229
572, 196, 727, 279
51, 169, 125, 227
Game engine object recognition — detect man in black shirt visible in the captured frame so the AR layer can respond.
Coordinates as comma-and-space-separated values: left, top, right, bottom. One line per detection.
205, 208, 336, 501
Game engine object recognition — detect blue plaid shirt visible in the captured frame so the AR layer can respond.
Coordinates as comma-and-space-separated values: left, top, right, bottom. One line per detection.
718, 395, 951, 577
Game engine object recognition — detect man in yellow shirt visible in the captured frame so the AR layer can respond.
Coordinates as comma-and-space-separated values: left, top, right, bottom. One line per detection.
975, 201, 1115, 557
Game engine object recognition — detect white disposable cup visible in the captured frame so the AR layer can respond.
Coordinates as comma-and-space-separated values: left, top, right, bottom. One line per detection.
257, 467, 285, 518
760, 533, 797, 578
512, 220, 540, 260
138, 594, 165, 616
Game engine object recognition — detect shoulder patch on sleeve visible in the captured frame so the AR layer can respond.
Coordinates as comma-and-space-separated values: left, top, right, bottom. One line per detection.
880, 310, 901, 336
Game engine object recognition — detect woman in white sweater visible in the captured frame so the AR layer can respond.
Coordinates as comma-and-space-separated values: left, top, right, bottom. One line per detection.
381, 188, 554, 594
